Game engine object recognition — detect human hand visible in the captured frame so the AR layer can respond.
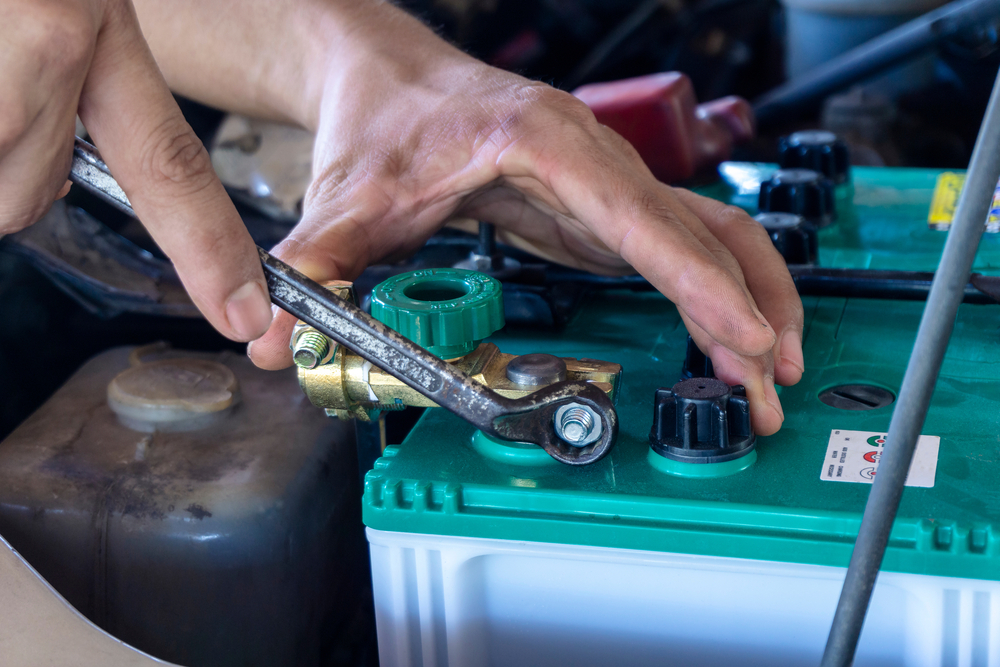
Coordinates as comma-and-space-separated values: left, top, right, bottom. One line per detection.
243, 5, 802, 435
0, 0, 272, 341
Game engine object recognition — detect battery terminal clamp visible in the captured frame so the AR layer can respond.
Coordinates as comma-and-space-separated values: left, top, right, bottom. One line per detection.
292, 268, 622, 464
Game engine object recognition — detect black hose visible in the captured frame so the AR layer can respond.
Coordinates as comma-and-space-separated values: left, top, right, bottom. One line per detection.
535, 267, 1000, 304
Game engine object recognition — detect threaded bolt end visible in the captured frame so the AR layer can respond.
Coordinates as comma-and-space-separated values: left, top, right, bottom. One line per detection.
557, 406, 596, 444
293, 331, 331, 369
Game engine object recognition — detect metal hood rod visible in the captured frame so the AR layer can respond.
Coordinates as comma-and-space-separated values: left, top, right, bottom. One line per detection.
821, 66, 1000, 667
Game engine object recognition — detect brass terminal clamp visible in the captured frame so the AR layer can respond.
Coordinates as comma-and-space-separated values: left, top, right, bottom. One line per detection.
291, 269, 621, 452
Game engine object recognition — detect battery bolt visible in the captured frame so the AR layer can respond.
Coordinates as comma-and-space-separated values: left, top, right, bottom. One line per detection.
291, 326, 331, 369
554, 403, 602, 447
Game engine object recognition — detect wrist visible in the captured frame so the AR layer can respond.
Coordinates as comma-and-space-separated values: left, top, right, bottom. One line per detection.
301, 1, 476, 132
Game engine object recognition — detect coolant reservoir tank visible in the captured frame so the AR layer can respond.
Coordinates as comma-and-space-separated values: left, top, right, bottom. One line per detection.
0, 346, 365, 667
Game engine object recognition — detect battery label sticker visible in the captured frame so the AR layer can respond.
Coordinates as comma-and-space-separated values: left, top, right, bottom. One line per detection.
927, 172, 1000, 233
820, 430, 940, 488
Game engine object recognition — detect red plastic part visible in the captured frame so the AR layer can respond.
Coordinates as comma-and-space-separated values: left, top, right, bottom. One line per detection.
573, 73, 755, 184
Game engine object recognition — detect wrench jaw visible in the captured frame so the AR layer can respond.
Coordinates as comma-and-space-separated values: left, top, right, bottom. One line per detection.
490, 382, 619, 466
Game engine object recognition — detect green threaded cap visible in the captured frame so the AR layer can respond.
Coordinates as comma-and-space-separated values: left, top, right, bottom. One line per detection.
371, 268, 504, 359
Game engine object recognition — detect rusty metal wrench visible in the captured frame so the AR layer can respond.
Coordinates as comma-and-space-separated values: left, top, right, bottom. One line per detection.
68, 136, 618, 465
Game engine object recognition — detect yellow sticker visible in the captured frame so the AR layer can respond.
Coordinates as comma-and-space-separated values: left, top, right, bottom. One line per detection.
928, 172, 1000, 232
988, 181, 1000, 233
927, 172, 965, 231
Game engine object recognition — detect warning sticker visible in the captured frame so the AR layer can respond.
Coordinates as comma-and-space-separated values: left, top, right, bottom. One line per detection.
927, 172, 1000, 233
820, 430, 940, 488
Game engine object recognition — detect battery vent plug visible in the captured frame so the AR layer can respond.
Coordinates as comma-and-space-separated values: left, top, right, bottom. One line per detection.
649, 378, 756, 465
755, 212, 818, 265
778, 130, 851, 186
758, 168, 836, 228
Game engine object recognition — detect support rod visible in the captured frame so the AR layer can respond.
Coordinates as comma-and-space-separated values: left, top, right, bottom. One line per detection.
821, 67, 1000, 667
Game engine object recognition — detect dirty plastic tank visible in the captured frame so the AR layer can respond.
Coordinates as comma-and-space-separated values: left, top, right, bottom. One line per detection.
0, 346, 366, 667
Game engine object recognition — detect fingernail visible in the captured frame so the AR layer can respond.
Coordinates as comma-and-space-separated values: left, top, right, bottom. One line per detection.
765, 376, 784, 422
226, 281, 273, 341
246, 340, 254, 359
780, 330, 805, 375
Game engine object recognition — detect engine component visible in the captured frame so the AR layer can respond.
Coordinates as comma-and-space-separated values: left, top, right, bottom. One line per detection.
210, 115, 313, 222
758, 168, 837, 228
452, 222, 522, 278
0, 346, 365, 667
779, 0, 946, 99
649, 378, 755, 464
754, 211, 818, 265
0, 201, 197, 319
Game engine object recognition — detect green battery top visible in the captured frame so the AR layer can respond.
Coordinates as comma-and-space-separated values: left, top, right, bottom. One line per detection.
363, 168, 1000, 581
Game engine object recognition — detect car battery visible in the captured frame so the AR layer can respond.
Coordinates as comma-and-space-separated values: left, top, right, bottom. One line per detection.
360, 166, 1000, 666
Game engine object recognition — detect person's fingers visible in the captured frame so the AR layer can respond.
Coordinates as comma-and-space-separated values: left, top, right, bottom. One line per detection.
77, 0, 271, 342
247, 307, 296, 370
248, 193, 383, 369
684, 315, 784, 436
673, 189, 805, 386
55, 180, 72, 200
497, 104, 776, 358
0, 0, 97, 233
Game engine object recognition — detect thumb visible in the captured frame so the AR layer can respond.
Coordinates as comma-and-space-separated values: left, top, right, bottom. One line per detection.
246, 209, 371, 369
77, 1, 271, 342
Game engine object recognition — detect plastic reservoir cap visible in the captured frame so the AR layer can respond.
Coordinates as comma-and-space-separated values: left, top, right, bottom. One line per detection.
107, 358, 239, 432
371, 268, 505, 359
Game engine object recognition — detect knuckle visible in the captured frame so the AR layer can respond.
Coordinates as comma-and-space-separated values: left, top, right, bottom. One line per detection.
715, 203, 757, 230
716, 203, 779, 247
516, 83, 602, 133
138, 120, 216, 194
673, 258, 713, 304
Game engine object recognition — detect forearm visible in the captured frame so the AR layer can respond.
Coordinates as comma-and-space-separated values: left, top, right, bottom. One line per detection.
132, 0, 471, 131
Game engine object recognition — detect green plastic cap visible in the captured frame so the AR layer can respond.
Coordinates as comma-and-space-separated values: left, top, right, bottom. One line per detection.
371, 268, 504, 359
